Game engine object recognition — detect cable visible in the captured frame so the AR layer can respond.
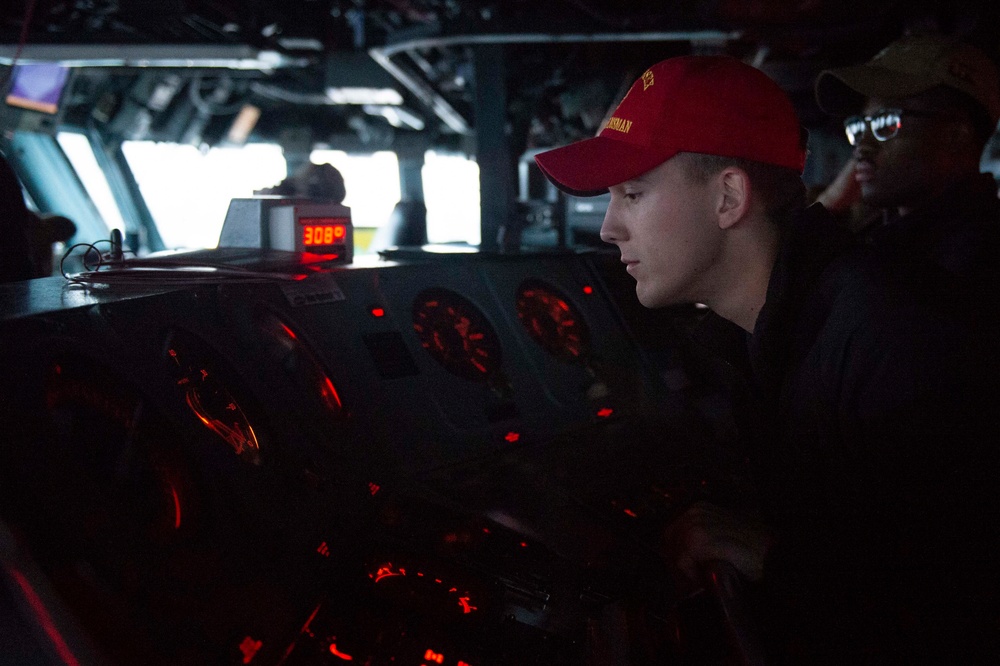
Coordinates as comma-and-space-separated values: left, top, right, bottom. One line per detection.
60, 240, 115, 278
59, 240, 311, 286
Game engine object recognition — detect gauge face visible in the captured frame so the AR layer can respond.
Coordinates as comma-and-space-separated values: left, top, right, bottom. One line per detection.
412, 288, 503, 381
44, 356, 195, 544
256, 310, 344, 418
165, 330, 261, 464
516, 280, 591, 363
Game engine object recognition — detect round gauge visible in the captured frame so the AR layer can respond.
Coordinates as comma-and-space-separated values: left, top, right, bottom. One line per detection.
44, 356, 195, 544
165, 330, 261, 464
412, 288, 503, 381
256, 310, 344, 418
516, 280, 591, 363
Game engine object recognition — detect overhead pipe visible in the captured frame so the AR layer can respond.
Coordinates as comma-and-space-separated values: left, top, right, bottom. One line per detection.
368, 29, 742, 135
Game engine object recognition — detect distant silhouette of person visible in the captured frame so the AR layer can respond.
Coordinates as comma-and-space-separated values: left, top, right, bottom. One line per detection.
256, 162, 347, 204
1, 152, 78, 282
28, 213, 76, 277
1, 151, 41, 283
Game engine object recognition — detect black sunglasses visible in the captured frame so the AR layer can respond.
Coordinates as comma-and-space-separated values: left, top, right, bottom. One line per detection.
843, 108, 953, 145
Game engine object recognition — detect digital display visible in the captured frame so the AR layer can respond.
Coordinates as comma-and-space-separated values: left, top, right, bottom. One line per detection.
300, 217, 349, 247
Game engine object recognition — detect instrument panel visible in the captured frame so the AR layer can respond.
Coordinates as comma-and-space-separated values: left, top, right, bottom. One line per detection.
0, 250, 738, 665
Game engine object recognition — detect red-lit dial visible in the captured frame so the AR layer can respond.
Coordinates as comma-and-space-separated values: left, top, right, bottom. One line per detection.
165, 330, 261, 464
256, 310, 344, 418
45, 357, 194, 543
412, 288, 503, 381
516, 280, 591, 363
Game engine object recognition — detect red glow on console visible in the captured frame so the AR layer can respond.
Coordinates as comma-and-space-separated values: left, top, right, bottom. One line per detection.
596, 407, 614, 418
582, 285, 594, 294
239, 636, 262, 664
329, 643, 354, 660
504, 432, 520, 443
424, 649, 445, 663
316, 541, 330, 557
168, 482, 182, 529
370, 307, 385, 317
458, 596, 478, 614
623, 508, 638, 518
368, 482, 381, 496
373, 564, 404, 583
8, 568, 82, 666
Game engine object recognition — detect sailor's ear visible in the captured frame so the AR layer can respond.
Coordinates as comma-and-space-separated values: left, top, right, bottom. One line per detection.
716, 167, 751, 230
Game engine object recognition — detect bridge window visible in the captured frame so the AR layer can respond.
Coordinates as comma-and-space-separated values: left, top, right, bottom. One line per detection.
423, 151, 480, 247
56, 131, 127, 234
121, 141, 287, 250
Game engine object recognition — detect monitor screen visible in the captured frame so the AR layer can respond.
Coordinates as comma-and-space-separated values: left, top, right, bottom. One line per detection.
5, 63, 71, 115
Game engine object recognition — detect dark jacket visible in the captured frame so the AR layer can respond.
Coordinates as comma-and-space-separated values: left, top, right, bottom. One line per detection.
695, 194, 1000, 664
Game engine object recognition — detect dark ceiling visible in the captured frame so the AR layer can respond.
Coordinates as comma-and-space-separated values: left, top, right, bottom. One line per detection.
2, 0, 1000, 156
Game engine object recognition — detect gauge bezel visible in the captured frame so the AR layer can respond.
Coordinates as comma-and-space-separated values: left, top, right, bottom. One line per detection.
515, 279, 592, 364
411, 287, 504, 382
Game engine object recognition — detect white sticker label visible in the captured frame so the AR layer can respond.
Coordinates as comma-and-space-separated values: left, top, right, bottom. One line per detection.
280, 273, 346, 307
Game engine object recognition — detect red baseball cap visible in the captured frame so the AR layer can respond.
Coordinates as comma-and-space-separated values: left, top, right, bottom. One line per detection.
535, 55, 806, 196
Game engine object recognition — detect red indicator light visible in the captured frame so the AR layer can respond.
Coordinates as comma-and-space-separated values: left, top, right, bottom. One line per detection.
329, 643, 354, 660
368, 482, 381, 496
482, 527, 490, 534
519, 542, 528, 548
582, 285, 593, 294
279, 322, 298, 340
370, 307, 385, 317
458, 596, 478, 614
504, 432, 520, 443
596, 407, 614, 418
459, 662, 473, 666
623, 509, 638, 518
239, 636, 263, 664
424, 649, 445, 664
316, 541, 330, 557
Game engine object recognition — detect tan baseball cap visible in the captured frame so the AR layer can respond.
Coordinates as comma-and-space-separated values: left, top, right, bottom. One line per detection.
815, 35, 1000, 124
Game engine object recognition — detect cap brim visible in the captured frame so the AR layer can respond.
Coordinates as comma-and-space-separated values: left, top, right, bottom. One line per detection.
816, 66, 941, 116
534, 135, 672, 197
